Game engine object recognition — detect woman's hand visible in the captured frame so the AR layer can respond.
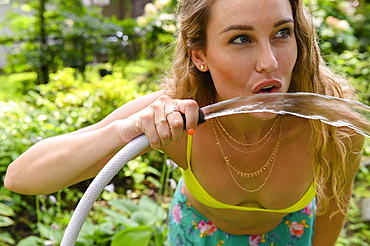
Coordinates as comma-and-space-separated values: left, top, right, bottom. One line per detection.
120, 95, 200, 149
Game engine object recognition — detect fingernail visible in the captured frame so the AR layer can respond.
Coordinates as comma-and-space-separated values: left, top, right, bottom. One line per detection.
188, 129, 195, 135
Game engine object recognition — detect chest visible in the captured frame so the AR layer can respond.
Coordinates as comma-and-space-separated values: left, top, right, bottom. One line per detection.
189, 125, 314, 210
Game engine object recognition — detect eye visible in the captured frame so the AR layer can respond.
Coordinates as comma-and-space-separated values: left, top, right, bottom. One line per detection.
229, 35, 251, 45
275, 28, 293, 39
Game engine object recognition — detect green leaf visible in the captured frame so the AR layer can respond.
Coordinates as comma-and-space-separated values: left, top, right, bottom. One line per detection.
101, 207, 139, 227
132, 173, 145, 184
96, 221, 115, 235
0, 203, 15, 217
111, 226, 152, 246
79, 220, 96, 237
146, 176, 162, 188
108, 198, 139, 214
0, 231, 15, 245
37, 223, 53, 239
139, 196, 167, 221
131, 211, 158, 227
145, 166, 161, 176
0, 216, 14, 227
16, 236, 44, 246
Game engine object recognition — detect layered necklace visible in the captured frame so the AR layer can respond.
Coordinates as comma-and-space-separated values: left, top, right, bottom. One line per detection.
214, 116, 279, 153
212, 116, 283, 193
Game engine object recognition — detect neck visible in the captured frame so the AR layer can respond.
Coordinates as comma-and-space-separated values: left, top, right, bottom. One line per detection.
216, 113, 280, 144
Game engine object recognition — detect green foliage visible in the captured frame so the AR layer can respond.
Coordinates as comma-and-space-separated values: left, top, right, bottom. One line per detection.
1, 0, 124, 81
12, 168, 175, 245
0, 59, 172, 244
0, 72, 38, 101
0, 200, 15, 227
0, 60, 165, 174
108, 196, 168, 246
0, 193, 16, 246
134, 0, 178, 60
0, 0, 177, 82
311, 0, 370, 54
336, 164, 370, 246
325, 50, 370, 104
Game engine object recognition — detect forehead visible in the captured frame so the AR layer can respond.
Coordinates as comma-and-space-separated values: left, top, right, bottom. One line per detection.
209, 0, 293, 30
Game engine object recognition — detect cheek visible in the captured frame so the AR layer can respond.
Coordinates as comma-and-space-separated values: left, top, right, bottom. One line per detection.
207, 52, 254, 84
276, 45, 297, 85
210, 61, 253, 96
280, 43, 298, 73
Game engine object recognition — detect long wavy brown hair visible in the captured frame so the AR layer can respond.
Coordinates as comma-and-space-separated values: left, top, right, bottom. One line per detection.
163, 0, 360, 217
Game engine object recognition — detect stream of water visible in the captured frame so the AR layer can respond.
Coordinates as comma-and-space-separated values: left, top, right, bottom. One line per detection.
200, 92, 370, 138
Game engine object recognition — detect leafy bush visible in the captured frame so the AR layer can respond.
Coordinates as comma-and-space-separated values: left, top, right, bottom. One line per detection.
0, 192, 16, 246
0, 0, 177, 83
1, 0, 125, 82
325, 50, 370, 104
0, 72, 38, 101
0, 59, 175, 244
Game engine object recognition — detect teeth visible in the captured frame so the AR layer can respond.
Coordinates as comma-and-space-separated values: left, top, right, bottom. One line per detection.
262, 86, 273, 89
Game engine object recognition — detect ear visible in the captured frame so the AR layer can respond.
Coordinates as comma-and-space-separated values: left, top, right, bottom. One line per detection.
190, 49, 208, 72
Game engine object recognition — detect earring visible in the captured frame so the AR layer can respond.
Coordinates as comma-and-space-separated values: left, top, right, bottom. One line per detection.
199, 64, 205, 71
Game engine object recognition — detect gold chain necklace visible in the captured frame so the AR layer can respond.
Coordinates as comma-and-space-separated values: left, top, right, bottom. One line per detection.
215, 115, 279, 146
214, 116, 280, 154
212, 118, 283, 193
212, 118, 282, 177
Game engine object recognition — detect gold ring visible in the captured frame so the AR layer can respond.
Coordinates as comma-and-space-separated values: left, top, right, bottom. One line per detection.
165, 107, 179, 117
155, 118, 167, 126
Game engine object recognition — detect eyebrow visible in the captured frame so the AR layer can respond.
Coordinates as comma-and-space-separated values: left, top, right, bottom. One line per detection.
273, 17, 294, 28
220, 17, 294, 34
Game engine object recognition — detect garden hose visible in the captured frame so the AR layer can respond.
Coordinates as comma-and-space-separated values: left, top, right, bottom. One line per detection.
60, 111, 205, 246
60, 134, 150, 246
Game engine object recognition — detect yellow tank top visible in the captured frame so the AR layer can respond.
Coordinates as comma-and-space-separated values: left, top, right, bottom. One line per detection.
182, 134, 316, 213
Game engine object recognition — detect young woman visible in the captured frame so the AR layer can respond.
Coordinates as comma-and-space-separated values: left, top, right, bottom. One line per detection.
5, 0, 364, 245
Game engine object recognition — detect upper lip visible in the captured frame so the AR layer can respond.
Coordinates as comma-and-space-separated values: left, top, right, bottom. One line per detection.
251, 79, 282, 93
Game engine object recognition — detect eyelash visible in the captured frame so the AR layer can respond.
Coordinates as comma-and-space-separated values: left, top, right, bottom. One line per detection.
229, 27, 294, 45
275, 27, 293, 38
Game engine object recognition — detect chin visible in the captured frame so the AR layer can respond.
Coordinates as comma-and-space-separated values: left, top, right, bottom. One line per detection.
249, 112, 279, 121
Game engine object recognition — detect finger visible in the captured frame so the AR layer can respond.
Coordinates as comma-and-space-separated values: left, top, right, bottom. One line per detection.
137, 105, 162, 149
176, 99, 199, 131
153, 97, 172, 147
165, 106, 179, 118
154, 116, 172, 146
165, 106, 183, 141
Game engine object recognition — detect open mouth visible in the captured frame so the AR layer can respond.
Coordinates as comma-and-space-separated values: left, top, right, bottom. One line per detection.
252, 80, 282, 94
258, 85, 275, 93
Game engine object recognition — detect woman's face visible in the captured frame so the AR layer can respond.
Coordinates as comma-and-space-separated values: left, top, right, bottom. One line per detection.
193, 0, 297, 102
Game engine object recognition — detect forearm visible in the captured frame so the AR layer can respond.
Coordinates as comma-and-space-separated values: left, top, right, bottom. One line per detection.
5, 91, 197, 195
312, 212, 345, 246
312, 133, 363, 245
5, 122, 125, 195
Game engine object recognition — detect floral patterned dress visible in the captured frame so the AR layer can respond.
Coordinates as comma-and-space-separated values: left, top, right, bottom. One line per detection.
167, 179, 316, 246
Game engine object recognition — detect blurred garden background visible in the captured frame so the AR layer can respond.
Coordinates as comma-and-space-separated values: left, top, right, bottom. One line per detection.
0, 0, 369, 245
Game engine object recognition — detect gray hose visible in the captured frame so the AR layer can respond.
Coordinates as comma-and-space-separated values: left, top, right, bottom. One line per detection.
60, 134, 150, 246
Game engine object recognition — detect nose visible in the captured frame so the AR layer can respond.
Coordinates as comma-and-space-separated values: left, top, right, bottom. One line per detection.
256, 43, 278, 73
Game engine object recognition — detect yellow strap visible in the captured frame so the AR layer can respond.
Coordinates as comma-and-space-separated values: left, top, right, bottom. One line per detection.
186, 134, 193, 168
